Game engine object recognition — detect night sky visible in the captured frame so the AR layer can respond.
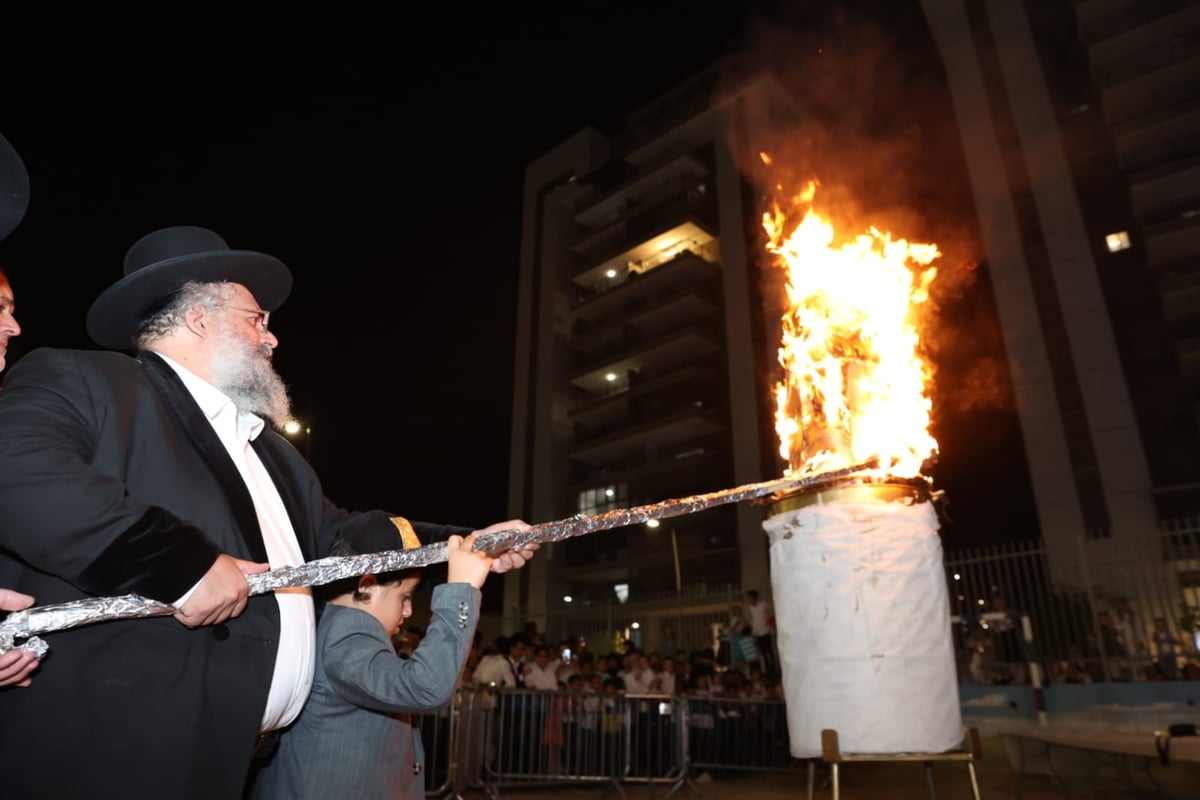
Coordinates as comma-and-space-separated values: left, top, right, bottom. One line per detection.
0, 3, 1040, 564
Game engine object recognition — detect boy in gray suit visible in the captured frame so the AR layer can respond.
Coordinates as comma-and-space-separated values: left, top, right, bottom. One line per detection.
251, 529, 493, 799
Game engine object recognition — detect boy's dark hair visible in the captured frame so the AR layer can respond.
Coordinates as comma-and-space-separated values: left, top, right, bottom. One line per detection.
316, 535, 421, 603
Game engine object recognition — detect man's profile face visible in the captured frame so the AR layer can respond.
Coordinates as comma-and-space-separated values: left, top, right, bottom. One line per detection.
214, 284, 278, 356
208, 283, 291, 425
0, 277, 20, 372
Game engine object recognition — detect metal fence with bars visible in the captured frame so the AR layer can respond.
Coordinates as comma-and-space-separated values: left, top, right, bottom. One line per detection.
411, 687, 795, 798
945, 526, 1200, 685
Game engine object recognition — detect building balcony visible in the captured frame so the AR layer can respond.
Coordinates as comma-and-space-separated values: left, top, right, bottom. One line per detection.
568, 405, 724, 467
571, 193, 718, 291
1128, 138, 1200, 221
569, 449, 732, 502
573, 245, 720, 328
569, 323, 722, 394
1114, 104, 1200, 173
1087, 3, 1200, 86
1100, 52, 1200, 124
571, 284, 720, 360
1160, 270, 1200, 329
571, 152, 710, 229
572, 384, 725, 449
1078, 0, 1195, 47
570, 364, 719, 423
1145, 209, 1200, 267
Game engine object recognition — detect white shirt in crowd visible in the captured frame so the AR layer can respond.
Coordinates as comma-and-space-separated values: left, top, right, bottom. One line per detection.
747, 598, 773, 637
623, 666, 657, 694
473, 653, 520, 687
523, 659, 561, 691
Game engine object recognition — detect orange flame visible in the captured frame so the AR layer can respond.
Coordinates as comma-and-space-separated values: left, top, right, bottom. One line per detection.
764, 178, 940, 479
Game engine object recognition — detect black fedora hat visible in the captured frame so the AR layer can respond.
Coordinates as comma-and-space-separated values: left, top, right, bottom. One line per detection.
0, 133, 31, 243
86, 225, 293, 349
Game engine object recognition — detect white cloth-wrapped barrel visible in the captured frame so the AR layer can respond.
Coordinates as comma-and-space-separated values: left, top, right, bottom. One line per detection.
762, 484, 961, 757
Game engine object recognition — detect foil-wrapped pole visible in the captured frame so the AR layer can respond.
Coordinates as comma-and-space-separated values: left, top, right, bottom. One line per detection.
0, 459, 877, 653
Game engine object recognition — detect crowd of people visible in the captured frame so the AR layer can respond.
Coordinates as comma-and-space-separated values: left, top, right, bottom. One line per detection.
959, 596, 1200, 685
421, 625, 791, 781
457, 624, 785, 702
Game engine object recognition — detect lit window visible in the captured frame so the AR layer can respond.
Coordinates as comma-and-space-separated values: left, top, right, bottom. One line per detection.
576, 483, 627, 515
1105, 231, 1131, 252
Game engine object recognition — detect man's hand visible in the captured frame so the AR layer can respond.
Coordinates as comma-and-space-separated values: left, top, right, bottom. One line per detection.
471, 519, 539, 573
0, 589, 37, 687
174, 555, 269, 628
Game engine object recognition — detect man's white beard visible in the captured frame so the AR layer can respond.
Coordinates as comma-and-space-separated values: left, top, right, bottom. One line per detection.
209, 325, 292, 427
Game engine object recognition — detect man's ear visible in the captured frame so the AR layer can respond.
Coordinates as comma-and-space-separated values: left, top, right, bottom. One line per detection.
183, 304, 210, 338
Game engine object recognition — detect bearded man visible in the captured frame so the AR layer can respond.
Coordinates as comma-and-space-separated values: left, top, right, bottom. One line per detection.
0, 225, 534, 799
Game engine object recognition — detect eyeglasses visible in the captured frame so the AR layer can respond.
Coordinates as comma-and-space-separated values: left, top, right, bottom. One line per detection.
228, 306, 270, 332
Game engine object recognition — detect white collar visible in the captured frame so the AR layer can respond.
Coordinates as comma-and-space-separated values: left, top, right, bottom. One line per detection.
155, 352, 265, 443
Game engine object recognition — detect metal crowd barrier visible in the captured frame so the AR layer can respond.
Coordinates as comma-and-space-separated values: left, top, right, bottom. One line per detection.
685, 694, 792, 774
411, 686, 798, 798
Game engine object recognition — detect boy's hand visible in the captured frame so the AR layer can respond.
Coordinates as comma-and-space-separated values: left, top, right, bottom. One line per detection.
447, 534, 493, 589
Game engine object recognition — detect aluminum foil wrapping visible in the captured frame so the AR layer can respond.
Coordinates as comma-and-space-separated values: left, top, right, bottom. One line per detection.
0, 594, 176, 642
0, 634, 48, 660
0, 459, 876, 656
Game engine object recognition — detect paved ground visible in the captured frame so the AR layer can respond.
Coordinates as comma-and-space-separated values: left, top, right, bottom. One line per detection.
472, 735, 1200, 799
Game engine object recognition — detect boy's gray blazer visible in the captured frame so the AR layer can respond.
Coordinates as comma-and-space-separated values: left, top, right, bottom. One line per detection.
253, 582, 480, 799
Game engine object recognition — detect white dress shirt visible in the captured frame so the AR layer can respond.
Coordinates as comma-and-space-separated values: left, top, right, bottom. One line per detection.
160, 355, 314, 732
523, 659, 562, 691
473, 653, 520, 687
747, 600, 773, 637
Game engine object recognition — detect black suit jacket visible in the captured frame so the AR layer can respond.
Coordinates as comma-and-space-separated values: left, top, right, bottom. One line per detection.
0, 349, 469, 799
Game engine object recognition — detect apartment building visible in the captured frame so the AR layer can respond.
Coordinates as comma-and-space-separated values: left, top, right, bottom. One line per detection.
506, 66, 797, 646
920, 0, 1200, 595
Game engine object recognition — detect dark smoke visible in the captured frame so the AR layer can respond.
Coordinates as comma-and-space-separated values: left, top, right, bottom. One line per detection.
716, 1, 1015, 415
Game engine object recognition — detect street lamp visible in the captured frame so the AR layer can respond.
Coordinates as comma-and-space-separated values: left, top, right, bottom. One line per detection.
283, 418, 312, 459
